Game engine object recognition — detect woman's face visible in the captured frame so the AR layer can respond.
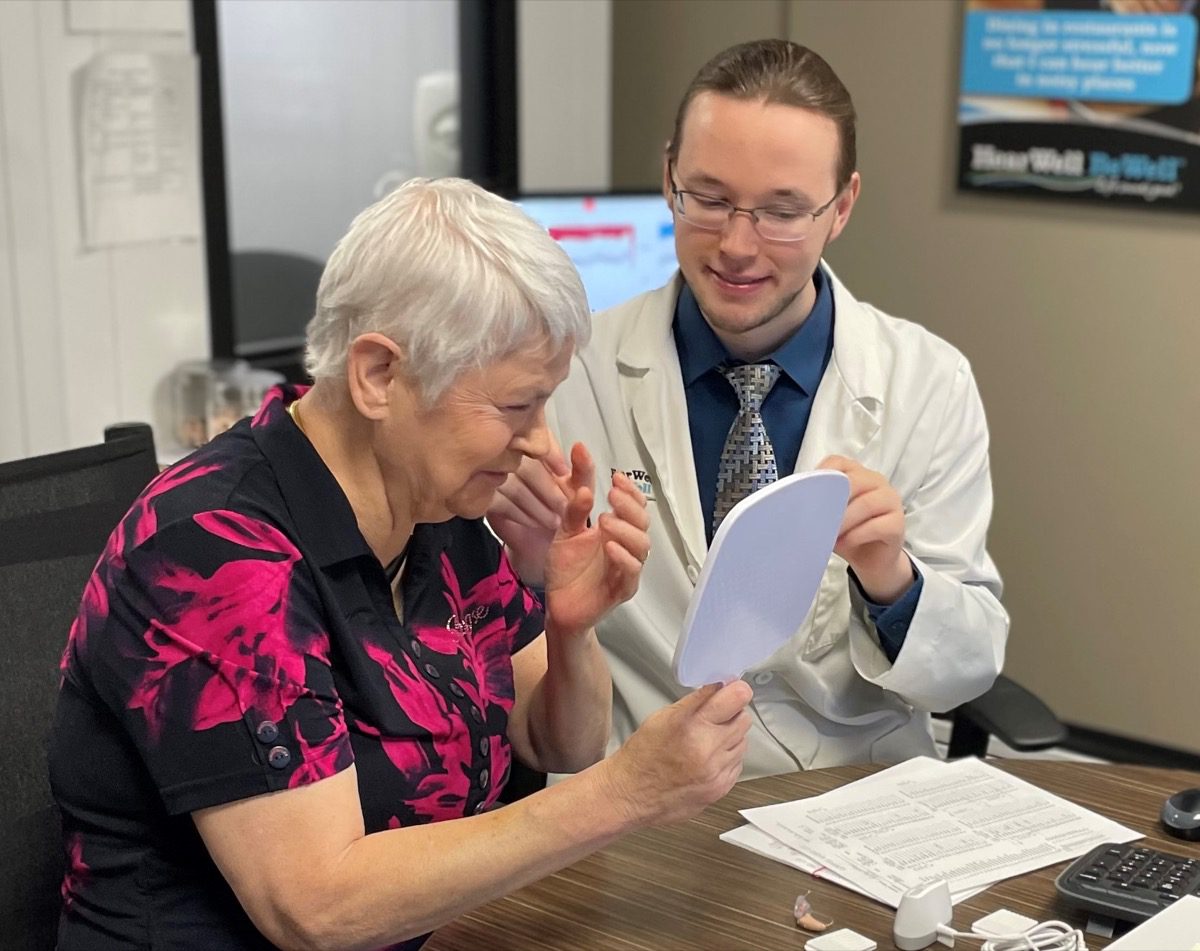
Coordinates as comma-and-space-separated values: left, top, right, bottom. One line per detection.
394, 337, 573, 524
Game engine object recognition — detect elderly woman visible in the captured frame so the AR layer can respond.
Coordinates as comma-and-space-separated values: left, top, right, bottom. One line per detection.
50, 178, 752, 951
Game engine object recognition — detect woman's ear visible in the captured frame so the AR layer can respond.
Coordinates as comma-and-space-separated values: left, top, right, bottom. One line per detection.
346, 332, 410, 421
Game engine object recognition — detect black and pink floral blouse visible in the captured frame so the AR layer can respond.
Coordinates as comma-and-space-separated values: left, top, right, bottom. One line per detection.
50, 385, 544, 950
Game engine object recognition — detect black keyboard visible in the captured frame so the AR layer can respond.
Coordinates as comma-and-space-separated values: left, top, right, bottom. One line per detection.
1055, 841, 1200, 924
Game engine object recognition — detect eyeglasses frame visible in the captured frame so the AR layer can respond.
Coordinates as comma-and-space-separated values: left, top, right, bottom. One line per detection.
667, 163, 843, 243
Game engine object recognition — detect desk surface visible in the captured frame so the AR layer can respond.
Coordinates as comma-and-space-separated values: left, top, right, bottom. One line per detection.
424, 760, 1200, 950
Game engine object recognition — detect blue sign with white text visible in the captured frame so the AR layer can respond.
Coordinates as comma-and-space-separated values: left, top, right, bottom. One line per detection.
961, 10, 1198, 105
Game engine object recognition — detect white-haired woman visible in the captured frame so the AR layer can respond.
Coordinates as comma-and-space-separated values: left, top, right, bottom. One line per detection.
50, 178, 752, 951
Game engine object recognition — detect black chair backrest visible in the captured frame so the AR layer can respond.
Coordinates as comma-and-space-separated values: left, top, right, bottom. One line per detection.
0, 423, 159, 951
231, 249, 324, 349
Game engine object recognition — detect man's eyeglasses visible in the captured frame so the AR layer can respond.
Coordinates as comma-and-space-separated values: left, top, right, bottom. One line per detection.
668, 166, 841, 243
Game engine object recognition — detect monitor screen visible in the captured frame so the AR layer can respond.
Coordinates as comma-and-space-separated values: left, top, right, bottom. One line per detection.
517, 193, 678, 313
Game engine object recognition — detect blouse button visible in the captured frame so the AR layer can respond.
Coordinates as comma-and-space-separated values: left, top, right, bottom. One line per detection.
473, 801, 487, 815
409, 637, 422, 657
449, 681, 465, 698
423, 662, 441, 679
478, 736, 489, 757
478, 768, 490, 789
267, 746, 291, 770
255, 721, 279, 744
469, 705, 483, 723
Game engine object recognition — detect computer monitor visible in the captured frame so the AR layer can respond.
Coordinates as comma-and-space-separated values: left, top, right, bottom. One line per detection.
516, 192, 678, 312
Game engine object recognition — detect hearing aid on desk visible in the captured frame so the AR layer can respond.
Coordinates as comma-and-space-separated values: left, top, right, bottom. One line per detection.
793, 891, 833, 932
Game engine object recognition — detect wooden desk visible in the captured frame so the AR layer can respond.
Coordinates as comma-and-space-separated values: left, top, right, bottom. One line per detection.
425, 760, 1200, 950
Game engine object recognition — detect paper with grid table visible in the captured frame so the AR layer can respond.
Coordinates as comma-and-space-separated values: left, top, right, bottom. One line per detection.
722, 756, 1140, 908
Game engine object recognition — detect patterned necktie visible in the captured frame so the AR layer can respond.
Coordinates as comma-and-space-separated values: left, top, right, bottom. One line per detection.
712, 363, 782, 534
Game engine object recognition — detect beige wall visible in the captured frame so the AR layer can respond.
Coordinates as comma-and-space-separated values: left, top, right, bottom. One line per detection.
610, 0, 788, 188
611, 0, 1200, 752
787, 0, 1200, 752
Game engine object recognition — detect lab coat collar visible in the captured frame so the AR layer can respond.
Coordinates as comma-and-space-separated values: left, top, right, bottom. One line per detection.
794, 264, 885, 471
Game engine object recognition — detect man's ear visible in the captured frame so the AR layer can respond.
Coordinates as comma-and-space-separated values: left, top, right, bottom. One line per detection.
661, 150, 674, 206
346, 332, 408, 421
827, 171, 861, 245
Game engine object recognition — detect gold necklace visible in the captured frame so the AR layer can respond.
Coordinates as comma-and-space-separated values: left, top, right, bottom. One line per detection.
287, 398, 307, 436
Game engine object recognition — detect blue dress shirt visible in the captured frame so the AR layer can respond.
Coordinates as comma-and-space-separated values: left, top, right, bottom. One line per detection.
671, 267, 921, 661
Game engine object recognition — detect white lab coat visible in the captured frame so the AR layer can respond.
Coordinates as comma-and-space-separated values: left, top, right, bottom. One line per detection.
547, 269, 1008, 778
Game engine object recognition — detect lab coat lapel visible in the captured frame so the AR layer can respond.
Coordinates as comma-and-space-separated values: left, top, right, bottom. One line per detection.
794, 268, 885, 472
617, 281, 708, 573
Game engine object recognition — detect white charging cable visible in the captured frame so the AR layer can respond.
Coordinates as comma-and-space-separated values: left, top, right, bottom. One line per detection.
935, 920, 1088, 951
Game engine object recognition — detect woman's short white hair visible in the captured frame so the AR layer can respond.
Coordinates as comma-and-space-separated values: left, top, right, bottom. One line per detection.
304, 177, 591, 403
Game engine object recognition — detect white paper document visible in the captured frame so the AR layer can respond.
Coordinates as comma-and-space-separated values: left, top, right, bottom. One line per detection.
733, 757, 1140, 908
77, 52, 201, 248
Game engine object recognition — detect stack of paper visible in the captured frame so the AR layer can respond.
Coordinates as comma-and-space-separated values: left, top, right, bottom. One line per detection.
721, 756, 1140, 908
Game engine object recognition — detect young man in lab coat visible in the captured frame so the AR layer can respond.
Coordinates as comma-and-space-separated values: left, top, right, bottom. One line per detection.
489, 39, 1008, 779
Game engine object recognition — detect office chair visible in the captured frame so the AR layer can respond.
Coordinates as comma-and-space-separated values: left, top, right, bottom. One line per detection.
0, 423, 159, 951
945, 672, 1068, 759
230, 249, 324, 355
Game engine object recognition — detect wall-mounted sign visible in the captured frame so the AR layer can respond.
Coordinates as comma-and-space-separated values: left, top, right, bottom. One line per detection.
958, 1, 1200, 212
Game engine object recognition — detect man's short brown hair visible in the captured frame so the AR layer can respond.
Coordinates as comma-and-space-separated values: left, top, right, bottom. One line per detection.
667, 39, 857, 191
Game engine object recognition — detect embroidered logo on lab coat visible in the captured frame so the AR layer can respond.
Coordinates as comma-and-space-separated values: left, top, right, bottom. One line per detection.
612, 468, 655, 501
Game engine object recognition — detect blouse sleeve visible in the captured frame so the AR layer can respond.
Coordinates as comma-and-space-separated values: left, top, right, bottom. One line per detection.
78, 508, 354, 815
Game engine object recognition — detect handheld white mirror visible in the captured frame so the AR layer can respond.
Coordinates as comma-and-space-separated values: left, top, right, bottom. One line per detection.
672, 469, 850, 688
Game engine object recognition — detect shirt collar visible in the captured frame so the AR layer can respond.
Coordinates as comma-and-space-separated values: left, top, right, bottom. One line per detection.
672, 265, 834, 395
250, 383, 374, 568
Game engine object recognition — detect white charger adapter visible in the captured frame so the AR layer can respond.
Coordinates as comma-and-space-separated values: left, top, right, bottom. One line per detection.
893, 879, 954, 951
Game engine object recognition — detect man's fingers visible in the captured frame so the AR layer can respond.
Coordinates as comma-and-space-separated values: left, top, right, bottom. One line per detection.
838, 514, 901, 552
541, 438, 570, 478
495, 477, 562, 531
815, 454, 854, 473
521, 456, 570, 515
840, 488, 895, 534
487, 497, 541, 533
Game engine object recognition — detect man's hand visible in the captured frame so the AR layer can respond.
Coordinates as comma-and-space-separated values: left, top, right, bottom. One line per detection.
818, 455, 914, 604
488, 444, 571, 585
541, 443, 650, 636
600, 680, 753, 826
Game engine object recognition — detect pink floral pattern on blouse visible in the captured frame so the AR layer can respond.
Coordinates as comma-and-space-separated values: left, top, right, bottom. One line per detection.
53, 384, 543, 949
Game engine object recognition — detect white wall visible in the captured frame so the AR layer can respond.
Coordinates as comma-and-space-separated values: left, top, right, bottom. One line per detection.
0, 0, 209, 463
